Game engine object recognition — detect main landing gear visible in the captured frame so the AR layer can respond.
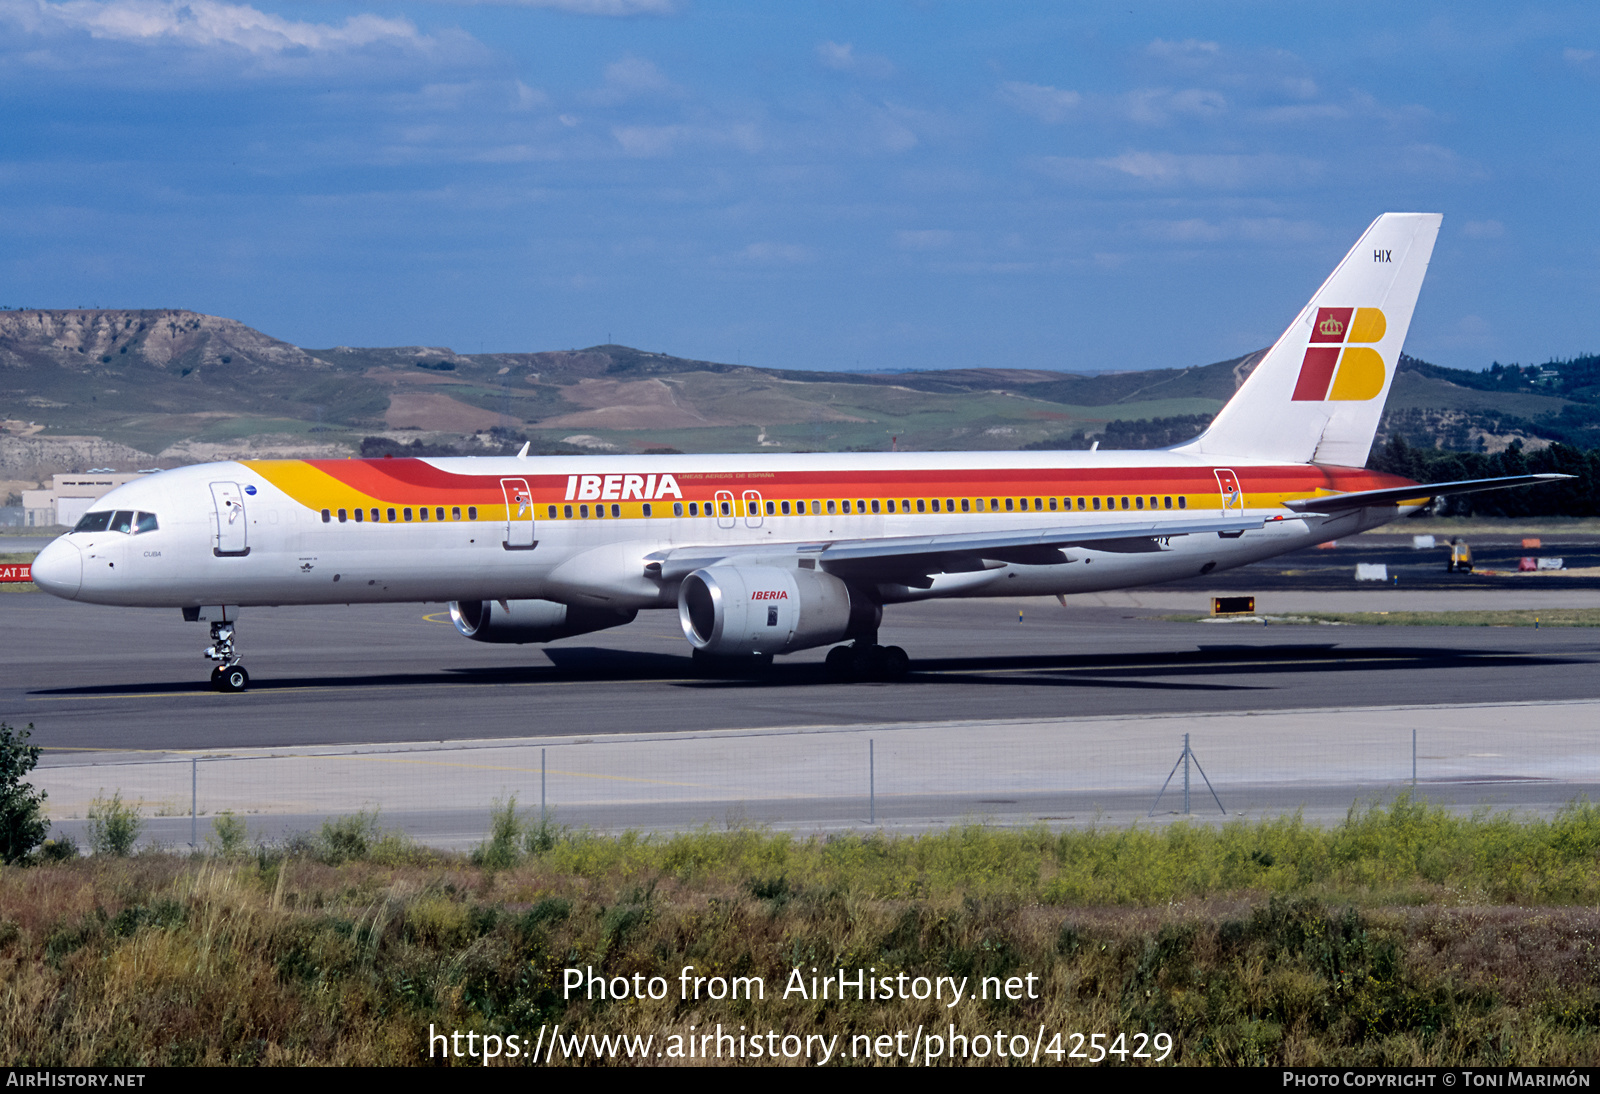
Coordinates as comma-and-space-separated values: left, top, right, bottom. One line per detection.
825, 641, 910, 682
205, 621, 250, 693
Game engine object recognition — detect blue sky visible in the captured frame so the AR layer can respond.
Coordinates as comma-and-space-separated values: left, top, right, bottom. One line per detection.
1, 1, 1595, 373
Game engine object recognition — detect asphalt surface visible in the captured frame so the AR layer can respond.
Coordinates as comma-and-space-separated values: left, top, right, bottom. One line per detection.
10, 535, 1600, 839
5, 582, 1599, 752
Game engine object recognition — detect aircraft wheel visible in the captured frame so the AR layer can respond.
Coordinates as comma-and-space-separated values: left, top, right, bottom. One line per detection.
825, 645, 854, 681
854, 644, 888, 681
210, 665, 226, 689
217, 666, 250, 693
881, 646, 910, 680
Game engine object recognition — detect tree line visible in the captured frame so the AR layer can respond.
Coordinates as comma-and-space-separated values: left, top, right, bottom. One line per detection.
1366, 435, 1600, 517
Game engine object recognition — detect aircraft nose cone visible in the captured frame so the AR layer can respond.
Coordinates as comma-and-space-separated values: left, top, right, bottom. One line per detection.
30, 538, 82, 599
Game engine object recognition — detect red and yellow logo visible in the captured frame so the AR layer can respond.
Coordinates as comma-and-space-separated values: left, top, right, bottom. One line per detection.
1291, 307, 1387, 401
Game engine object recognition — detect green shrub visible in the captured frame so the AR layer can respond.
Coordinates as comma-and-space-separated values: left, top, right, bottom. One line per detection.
524, 815, 567, 855
86, 790, 141, 857
0, 722, 49, 864
316, 809, 380, 864
38, 835, 78, 862
208, 812, 249, 857
471, 797, 524, 870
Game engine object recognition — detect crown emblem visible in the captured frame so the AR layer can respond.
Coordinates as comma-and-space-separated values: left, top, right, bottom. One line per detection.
1318, 315, 1345, 337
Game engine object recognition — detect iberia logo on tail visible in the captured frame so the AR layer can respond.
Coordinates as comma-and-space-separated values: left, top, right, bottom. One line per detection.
1290, 306, 1387, 401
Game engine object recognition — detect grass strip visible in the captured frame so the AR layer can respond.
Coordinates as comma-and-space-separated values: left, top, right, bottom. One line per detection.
1172, 609, 1600, 627
6, 799, 1600, 1064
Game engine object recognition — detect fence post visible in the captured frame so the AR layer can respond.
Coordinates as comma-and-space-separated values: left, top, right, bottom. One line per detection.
190, 757, 197, 850
1183, 732, 1191, 815
869, 738, 876, 825
541, 747, 547, 826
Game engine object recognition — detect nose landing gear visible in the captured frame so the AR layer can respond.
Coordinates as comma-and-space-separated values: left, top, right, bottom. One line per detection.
205, 622, 250, 692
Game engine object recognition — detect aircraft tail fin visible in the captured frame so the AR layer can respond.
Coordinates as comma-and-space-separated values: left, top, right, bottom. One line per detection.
1172, 212, 1442, 467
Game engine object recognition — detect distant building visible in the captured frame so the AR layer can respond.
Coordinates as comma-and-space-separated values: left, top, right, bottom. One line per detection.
21, 471, 152, 528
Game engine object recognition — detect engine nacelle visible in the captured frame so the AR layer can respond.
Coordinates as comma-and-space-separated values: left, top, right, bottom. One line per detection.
449, 599, 637, 644
678, 565, 879, 658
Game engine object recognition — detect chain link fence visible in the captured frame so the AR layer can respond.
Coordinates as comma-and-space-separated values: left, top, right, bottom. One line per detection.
31, 701, 1600, 852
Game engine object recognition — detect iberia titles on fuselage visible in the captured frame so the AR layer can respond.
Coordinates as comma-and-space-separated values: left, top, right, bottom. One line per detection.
27, 213, 1569, 689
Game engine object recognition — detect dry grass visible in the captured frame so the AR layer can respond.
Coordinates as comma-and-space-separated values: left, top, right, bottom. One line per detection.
5, 801, 1600, 1065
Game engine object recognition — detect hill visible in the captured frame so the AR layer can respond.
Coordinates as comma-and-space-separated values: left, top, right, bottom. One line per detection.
2, 308, 1594, 492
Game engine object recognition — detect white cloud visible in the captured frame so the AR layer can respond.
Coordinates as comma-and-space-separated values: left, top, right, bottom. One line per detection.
1137, 217, 1323, 244
1564, 47, 1597, 64
444, 0, 675, 10
585, 54, 679, 103
1252, 102, 1350, 125
611, 122, 762, 157
610, 124, 682, 157
738, 241, 816, 264
1250, 90, 1429, 129
894, 229, 953, 251
604, 55, 671, 93
1124, 87, 1226, 125
1033, 151, 1325, 193
1392, 142, 1486, 180
1462, 219, 1506, 239
4, 0, 435, 54
512, 79, 545, 110
1099, 151, 1321, 189
1146, 38, 1219, 58
997, 81, 1080, 124
816, 40, 894, 79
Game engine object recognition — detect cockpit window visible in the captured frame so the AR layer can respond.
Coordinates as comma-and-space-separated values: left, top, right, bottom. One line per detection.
72, 510, 159, 534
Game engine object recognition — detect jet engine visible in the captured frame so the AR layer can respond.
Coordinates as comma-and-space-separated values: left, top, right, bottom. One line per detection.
449, 599, 637, 644
678, 565, 879, 658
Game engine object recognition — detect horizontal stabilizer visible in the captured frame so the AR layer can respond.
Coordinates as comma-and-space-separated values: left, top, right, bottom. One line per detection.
1281, 474, 1573, 513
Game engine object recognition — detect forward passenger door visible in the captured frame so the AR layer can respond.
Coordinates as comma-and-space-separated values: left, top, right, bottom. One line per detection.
209, 482, 249, 557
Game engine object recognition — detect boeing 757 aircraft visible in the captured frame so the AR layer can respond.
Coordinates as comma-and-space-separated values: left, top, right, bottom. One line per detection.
29, 214, 1564, 690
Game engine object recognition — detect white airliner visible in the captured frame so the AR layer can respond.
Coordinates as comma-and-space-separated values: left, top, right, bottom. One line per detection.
30, 213, 1563, 690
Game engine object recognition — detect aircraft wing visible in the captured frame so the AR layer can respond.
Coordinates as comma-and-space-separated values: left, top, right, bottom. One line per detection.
649, 513, 1274, 583
1281, 473, 1573, 514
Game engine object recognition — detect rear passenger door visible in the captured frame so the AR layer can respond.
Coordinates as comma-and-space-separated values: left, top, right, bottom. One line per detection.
500, 478, 536, 550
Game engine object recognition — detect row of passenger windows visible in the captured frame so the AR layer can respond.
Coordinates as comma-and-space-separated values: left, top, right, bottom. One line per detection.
550, 495, 1189, 519
322, 506, 477, 524
73, 510, 159, 534
318, 495, 1192, 523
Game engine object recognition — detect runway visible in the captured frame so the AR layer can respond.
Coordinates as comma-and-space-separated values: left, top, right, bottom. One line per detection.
7, 557, 1600, 841
6, 589, 1600, 750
